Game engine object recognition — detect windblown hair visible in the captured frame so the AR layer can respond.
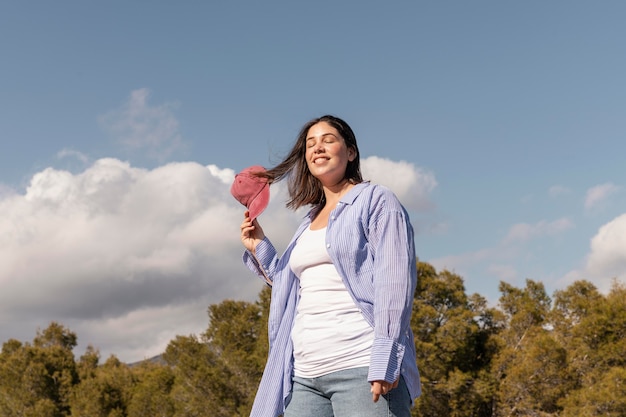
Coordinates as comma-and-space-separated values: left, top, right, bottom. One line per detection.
260, 115, 362, 210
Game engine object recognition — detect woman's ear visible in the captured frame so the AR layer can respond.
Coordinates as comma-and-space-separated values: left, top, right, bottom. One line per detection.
348, 147, 357, 161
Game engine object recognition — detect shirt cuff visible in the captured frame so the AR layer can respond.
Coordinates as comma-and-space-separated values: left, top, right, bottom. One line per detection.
368, 337, 405, 383
242, 238, 275, 283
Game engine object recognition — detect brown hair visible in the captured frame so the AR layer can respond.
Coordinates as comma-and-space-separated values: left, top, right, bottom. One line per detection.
260, 115, 362, 210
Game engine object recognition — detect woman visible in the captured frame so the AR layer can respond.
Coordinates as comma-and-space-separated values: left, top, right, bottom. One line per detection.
239, 115, 421, 417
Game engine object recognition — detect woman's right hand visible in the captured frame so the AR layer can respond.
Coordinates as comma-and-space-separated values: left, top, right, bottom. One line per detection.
240, 210, 265, 253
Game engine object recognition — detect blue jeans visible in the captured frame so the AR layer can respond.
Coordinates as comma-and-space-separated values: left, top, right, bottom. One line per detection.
284, 367, 411, 417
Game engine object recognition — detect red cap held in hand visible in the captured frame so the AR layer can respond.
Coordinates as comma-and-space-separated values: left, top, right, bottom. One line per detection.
230, 165, 270, 220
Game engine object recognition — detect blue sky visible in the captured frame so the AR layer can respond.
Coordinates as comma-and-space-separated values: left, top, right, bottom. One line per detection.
1, 1, 625, 362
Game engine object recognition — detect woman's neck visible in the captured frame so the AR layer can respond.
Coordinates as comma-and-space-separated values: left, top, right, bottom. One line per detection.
322, 179, 353, 203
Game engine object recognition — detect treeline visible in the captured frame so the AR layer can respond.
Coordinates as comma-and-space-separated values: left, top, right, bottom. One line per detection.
1, 262, 625, 417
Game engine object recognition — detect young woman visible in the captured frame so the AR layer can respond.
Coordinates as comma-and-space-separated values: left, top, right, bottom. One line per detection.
239, 115, 421, 417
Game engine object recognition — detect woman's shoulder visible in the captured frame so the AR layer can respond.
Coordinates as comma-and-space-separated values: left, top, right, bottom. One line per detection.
353, 182, 404, 211
359, 181, 400, 200
353, 181, 391, 194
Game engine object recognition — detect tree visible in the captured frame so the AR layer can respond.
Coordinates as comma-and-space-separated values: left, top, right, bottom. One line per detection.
490, 279, 590, 416
2, 269, 624, 417
0, 322, 78, 417
69, 355, 135, 417
164, 334, 223, 417
557, 281, 626, 416
412, 263, 500, 417
127, 362, 175, 417
559, 366, 626, 417
163, 287, 269, 417
498, 279, 551, 344
75, 345, 100, 381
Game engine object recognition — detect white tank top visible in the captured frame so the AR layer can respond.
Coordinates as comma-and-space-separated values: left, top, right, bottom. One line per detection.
289, 226, 374, 378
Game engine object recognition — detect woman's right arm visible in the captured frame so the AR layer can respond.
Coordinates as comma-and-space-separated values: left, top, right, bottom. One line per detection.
240, 210, 265, 253
240, 210, 275, 285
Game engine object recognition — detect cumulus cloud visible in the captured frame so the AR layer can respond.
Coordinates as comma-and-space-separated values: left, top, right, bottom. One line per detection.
0, 156, 435, 362
503, 218, 574, 243
361, 156, 437, 211
587, 214, 626, 278
0, 183, 16, 200
562, 213, 626, 293
584, 182, 621, 210
0, 159, 295, 361
99, 89, 184, 159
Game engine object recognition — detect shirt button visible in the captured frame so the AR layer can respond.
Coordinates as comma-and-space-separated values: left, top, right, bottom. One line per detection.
326, 243, 331, 248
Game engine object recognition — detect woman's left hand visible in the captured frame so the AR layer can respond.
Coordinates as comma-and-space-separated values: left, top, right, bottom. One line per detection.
370, 378, 399, 402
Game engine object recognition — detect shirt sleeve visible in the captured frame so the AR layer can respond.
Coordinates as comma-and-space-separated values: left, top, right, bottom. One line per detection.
242, 237, 279, 286
366, 192, 417, 384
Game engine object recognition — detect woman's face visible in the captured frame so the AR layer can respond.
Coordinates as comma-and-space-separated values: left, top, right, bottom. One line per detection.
304, 121, 356, 186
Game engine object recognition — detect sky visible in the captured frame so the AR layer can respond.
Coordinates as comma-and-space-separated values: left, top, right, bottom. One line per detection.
1, 1, 625, 363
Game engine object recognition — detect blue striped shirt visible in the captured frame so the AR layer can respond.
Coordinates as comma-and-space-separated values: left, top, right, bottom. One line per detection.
243, 182, 421, 417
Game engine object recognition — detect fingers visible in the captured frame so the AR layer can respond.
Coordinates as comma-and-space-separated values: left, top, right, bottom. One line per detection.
240, 212, 255, 243
370, 379, 398, 403
370, 381, 382, 403
241, 211, 251, 228
241, 211, 259, 230
240, 210, 264, 252
370, 381, 392, 403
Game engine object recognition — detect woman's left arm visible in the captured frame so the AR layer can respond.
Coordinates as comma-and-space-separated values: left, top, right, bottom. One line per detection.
367, 192, 417, 385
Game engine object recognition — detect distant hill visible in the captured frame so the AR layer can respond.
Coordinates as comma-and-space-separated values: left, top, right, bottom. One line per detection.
128, 353, 167, 367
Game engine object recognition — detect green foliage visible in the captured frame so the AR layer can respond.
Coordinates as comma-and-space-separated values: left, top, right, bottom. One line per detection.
1, 268, 625, 417
559, 366, 626, 417
69, 355, 135, 417
412, 263, 500, 417
163, 287, 269, 417
557, 281, 626, 417
127, 363, 175, 417
0, 322, 78, 417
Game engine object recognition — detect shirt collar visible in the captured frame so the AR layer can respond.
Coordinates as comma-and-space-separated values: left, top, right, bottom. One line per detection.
339, 181, 370, 205
304, 181, 370, 220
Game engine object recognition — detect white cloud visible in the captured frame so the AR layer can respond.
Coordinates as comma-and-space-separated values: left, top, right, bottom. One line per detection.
503, 218, 574, 243
588, 214, 626, 271
428, 247, 509, 302
548, 185, 570, 198
0, 158, 297, 362
1, 156, 434, 362
564, 213, 626, 293
520, 194, 534, 204
0, 183, 16, 200
426, 221, 450, 236
487, 264, 518, 282
361, 156, 437, 211
57, 148, 90, 164
429, 217, 575, 300
99, 89, 184, 159
584, 182, 621, 210
430, 248, 495, 273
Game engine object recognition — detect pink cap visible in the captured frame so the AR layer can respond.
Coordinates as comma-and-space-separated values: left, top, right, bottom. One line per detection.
230, 165, 270, 220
